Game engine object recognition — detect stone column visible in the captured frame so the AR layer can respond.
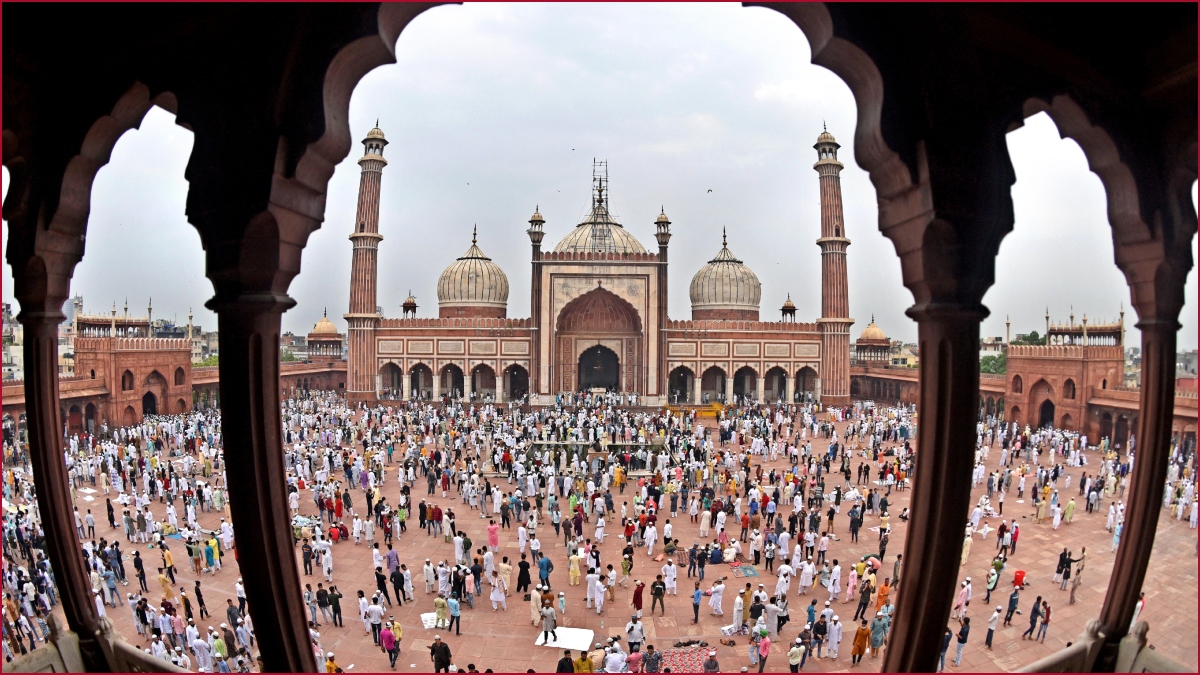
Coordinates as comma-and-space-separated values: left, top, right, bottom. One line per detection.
755, 371, 765, 404
692, 372, 702, 405
724, 369, 734, 403
432, 368, 441, 400
209, 294, 317, 672
786, 373, 795, 404
18, 311, 107, 670
882, 305, 985, 673
1098, 319, 1178, 638
402, 364, 412, 401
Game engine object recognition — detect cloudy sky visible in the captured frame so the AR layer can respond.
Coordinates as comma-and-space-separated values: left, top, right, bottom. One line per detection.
3, 3, 1196, 350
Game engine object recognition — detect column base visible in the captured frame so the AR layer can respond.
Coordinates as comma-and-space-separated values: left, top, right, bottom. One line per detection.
346, 391, 378, 404
821, 395, 851, 407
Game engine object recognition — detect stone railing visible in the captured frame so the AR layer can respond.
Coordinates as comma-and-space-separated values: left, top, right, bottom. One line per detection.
539, 250, 659, 262
6, 615, 187, 673
377, 317, 533, 329
1016, 620, 1190, 673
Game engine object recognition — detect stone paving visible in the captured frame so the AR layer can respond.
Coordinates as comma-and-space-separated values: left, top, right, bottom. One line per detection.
57, 417, 1197, 672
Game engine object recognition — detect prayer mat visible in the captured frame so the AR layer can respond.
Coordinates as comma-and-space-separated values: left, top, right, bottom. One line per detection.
661, 646, 707, 672
534, 627, 594, 651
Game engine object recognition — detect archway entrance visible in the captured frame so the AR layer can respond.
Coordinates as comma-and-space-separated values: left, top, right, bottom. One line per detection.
764, 367, 788, 402
700, 366, 726, 403
504, 365, 529, 400
142, 391, 158, 416
471, 364, 497, 401
1100, 412, 1114, 440
796, 366, 817, 402
1115, 415, 1130, 450
578, 345, 619, 391
440, 364, 465, 399
410, 364, 433, 400
1038, 399, 1055, 429
380, 363, 402, 396
668, 366, 694, 404
733, 366, 757, 402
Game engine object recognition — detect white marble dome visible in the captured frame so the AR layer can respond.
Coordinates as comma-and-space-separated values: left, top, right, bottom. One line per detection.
689, 232, 761, 314
437, 229, 509, 310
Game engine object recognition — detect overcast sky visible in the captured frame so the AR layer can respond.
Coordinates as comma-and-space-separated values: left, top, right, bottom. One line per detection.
3, 3, 1196, 350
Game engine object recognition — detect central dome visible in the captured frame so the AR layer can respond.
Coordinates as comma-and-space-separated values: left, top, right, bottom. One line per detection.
552, 183, 647, 255
437, 228, 509, 318
690, 230, 761, 321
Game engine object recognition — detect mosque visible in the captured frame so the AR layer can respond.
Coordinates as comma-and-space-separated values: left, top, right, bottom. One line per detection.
345, 125, 855, 407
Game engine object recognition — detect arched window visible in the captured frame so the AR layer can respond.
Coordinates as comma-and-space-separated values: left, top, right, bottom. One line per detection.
174, 367, 186, 386
90, 369, 96, 379
1102, 378, 1107, 389
1063, 379, 1076, 399
1011, 375, 1023, 394
121, 370, 135, 391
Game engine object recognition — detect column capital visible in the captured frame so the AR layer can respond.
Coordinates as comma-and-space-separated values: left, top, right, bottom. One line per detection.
204, 292, 296, 314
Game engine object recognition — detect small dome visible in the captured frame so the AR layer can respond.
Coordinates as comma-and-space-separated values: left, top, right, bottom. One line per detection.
816, 130, 836, 144
655, 210, 671, 225
366, 126, 386, 140
312, 313, 339, 335
859, 317, 886, 341
782, 294, 796, 310
690, 231, 761, 314
530, 207, 544, 223
437, 228, 509, 310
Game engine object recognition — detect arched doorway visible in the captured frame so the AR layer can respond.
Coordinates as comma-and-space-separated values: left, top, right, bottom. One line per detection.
796, 366, 817, 401
84, 403, 97, 434
1100, 411, 1114, 439
142, 391, 158, 416
733, 366, 757, 402
67, 405, 84, 437
700, 366, 726, 403
1038, 399, 1055, 428
471, 364, 497, 401
410, 364, 433, 399
578, 345, 619, 391
504, 364, 529, 400
1010, 406, 1021, 424
986, 397, 996, 417
668, 366, 694, 404
1115, 414, 1130, 449
555, 287, 643, 393
122, 405, 137, 426
440, 364, 465, 399
380, 363, 403, 396
1060, 413, 1073, 430
176, 398, 188, 414
764, 366, 788, 402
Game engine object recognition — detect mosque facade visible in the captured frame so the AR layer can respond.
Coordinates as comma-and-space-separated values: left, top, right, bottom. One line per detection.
345, 126, 854, 407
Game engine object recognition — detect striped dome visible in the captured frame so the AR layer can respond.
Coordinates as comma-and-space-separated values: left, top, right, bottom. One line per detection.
437, 229, 509, 310
552, 203, 647, 254
689, 233, 761, 314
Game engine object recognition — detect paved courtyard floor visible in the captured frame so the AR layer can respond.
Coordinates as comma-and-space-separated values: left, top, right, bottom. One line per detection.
61, 417, 1197, 672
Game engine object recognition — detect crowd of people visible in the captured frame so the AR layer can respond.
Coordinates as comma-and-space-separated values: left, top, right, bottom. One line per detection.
2, 381, 1195, 671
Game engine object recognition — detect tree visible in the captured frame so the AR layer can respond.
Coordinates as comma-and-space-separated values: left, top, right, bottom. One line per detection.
980, 353, 1006, 374
281, 348, 297, 362
197, 354, 219, 367
1011, 330, 1046, 346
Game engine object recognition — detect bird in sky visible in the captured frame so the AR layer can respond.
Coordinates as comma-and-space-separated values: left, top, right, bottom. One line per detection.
707, 189, 713, 193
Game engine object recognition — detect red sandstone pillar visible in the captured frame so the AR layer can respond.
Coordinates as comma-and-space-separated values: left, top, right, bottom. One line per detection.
882, 305, 985, 673
1098, 319, 1178, 640
345, 125, 387, 403
814, 129, 853, 406
18, 311, 108, 670
210, 295, 317, 673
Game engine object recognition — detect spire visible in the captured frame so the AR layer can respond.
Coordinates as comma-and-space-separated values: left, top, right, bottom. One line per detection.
472, 224, 478, 245
324, 307, 327, 317
823, 119, 827, 132
871, 313, 875, 324
722, 226, 727, 247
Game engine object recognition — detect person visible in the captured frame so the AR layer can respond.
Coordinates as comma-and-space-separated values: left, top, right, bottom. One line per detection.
986, 605, 1001, 650
573, 650, 594, 672
692, 581, 703, 624
651, 576, 667, 615
702, 650, 721, 673
324, 652, 339, 673
869, 611, 887, 658
429, 635, 453, 673
643, 644, 663, 673
953, 617, 970, 667
557, 649, 575, 673
938, 627, 953, 672
851, 619, 870, 665
626, 615, 646, 652
788, 637, 806, 672
1003, 587, 1020, 627
380, 622, 400, 669
1021, 595, 1043, 640
756, 629, 772, 672
541, 602, 559, 644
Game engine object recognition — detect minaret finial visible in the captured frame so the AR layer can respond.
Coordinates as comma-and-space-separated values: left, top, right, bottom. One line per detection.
324, 307, 327, 317
823, 119, 827, 133
375, 117, 379, 128
871, 313, 875, 324
472, 224, 478, 244
722, 226, 727, 247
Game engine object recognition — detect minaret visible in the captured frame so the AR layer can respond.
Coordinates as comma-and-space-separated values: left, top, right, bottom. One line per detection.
527, 206, 546, 399
815, 126, 853, 405
654, 208, 672, 400
345, 122, 388, 403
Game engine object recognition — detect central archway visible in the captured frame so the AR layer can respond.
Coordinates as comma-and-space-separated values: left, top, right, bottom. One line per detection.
1038, 399, 1055, 429
578, 345, 619, 391
142, 391, 158, 416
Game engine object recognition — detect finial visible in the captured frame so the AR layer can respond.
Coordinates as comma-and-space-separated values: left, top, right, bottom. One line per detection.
722, 226, 727, 247
472, 224, 478, 244
324, 307, 327, 317
871, 314, 875, 324
823, 120, 827, 133
375, 117, 379, 128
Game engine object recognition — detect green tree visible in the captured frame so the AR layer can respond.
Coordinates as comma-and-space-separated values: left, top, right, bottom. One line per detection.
281, 348, 297, 362
1011, 330, 1046, 346
980, 353, 1006, 374
197, 354, 219, 367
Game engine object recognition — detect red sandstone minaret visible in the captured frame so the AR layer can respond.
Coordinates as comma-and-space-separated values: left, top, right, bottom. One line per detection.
815, 126, 853, 405
345, 123, 387, 402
